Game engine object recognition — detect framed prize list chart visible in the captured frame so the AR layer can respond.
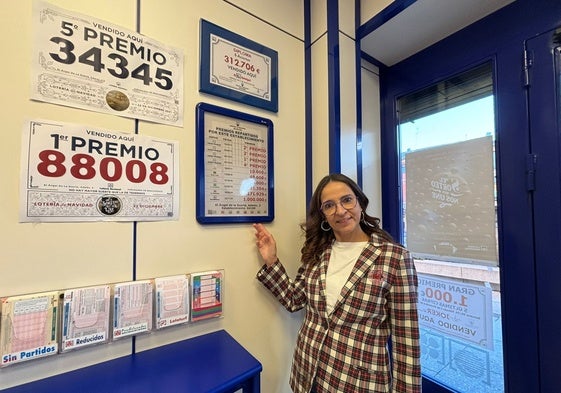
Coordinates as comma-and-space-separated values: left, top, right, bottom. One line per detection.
196, 103, 274, 224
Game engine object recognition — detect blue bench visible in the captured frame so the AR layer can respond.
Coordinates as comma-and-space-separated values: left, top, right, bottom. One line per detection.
3, 330, 262, 393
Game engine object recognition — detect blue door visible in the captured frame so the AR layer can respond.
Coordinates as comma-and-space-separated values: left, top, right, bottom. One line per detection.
379, 1, 561, 391
525, 27, 561, 393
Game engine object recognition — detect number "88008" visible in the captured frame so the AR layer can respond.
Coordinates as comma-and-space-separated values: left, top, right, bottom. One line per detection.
37, 150, 169, 185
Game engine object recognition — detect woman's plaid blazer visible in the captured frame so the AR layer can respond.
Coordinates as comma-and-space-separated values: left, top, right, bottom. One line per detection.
257, 233, 421, 393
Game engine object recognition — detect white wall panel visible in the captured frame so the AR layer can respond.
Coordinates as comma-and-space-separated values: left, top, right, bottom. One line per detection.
339, 33, 358, 180
311, 36, 330, 187
0, 1, 383, 391
360, 60, 382, 220
0, 0, 139, 388
360, 0, 394, 25
0, 1, 305, 392
311, 0, 328, 43
225, 0, 304, 39
137, 3, 305, 392
339, 0, 356, 38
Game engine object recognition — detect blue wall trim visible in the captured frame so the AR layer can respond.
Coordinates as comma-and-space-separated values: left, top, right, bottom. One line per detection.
355, 0, 363, 188
304, 0, 312, 207
356, 0, 417, 40
327, 0, 340, 174
132, 0, 141, 356
360, 50, 387, 70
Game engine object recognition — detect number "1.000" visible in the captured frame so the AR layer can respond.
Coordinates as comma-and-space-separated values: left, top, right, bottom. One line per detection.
424, 287, 468, 307
37, 150, 169, 185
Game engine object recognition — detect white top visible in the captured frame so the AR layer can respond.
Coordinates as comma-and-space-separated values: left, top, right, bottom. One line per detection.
325, 241, 368, 315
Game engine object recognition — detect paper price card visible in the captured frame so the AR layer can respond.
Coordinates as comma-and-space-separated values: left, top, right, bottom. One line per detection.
112, 280, 153, 339
155, 275, 190, 329
20, 119, 179, 222
1, 292, 59, 367
61, 285, 111, 352
32, 1, 184, 126
190, 270, 223, 322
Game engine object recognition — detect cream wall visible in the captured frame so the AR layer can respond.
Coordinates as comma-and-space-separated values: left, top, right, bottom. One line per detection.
1, 0, 385, 391
361, 0, 394, 24
339, 1, 358, 181
360, 60, 383, 220
0, 1, 305, 392
310, 0, 330, 189
0, 0, 138, 389
309, 0, 360, 186
309, 0, 383, 215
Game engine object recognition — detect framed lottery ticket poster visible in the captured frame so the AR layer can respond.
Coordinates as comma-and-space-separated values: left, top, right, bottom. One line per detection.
195, 103, 274, 224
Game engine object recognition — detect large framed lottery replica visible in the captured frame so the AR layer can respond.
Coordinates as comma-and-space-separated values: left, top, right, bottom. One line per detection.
195, 103, 274, 224
199, 19, 278, 113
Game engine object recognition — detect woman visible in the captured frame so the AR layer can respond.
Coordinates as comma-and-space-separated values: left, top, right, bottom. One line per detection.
254, 173, 421, 393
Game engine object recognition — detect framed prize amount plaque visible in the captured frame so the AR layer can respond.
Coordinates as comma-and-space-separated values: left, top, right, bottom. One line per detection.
195, 103, 274, 224
199, 19, 278, 112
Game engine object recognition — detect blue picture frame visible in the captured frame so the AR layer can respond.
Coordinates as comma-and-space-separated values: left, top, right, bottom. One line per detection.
196, 103, 274, 224
199, 19, 278, 112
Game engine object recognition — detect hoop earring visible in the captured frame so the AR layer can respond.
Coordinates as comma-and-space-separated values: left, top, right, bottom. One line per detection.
361, 211, 375, 228
321, 220, 331, 232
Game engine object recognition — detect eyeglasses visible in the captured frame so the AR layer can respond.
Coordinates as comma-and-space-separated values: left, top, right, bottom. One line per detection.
320, 195, 357, 216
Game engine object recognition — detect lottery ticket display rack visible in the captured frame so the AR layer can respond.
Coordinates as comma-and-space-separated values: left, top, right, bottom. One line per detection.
3, 329, 262, 393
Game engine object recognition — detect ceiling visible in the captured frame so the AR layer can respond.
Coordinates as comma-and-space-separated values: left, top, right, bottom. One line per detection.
360, 0, 515, 66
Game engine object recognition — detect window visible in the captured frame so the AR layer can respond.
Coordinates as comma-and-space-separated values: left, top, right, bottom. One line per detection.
397, 63, 504, 393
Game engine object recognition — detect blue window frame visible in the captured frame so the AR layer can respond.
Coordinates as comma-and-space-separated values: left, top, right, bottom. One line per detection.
379, 1, 561, 391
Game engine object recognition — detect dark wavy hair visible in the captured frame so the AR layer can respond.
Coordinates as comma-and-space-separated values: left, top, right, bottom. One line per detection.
299, 173, 395, 266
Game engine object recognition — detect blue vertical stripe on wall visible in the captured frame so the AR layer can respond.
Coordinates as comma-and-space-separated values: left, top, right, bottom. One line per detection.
304, 0, 313, 207
133, 0, 141, 283
132, 0, 141, 356
327, 0, 341, 174
355, 0, 362, 188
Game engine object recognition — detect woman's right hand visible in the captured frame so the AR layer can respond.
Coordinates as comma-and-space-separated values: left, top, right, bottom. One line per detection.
253, 223, 278, 266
